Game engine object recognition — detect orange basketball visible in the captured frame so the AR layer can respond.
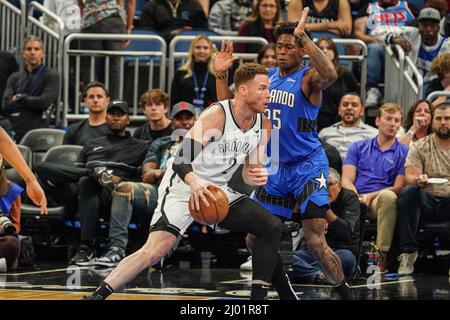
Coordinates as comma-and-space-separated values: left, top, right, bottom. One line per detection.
188, 186, 229, 225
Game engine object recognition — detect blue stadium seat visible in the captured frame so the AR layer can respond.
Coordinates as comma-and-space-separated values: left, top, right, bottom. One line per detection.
124, 28, 165, 63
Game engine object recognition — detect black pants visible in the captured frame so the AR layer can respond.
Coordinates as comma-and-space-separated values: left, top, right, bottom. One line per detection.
80, 15, 125, 99
218, 197, 284, 282
78, 176, 114, 242
35, 162, 90, 217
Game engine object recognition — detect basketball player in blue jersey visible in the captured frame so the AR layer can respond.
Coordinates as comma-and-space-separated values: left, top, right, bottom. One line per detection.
215, 7, 353, 299
83, 63, 299, 300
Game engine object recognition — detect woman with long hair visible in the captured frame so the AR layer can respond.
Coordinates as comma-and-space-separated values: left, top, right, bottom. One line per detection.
316, 36, 359, 131
236, 0, 284, 53
399, 99, 433, 146
170, 35, 217, 117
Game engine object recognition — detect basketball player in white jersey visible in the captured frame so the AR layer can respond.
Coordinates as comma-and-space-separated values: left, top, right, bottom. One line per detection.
84, 63, 297, 300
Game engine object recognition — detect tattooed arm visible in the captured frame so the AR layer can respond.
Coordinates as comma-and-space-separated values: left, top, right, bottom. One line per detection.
293, 8, 338, 106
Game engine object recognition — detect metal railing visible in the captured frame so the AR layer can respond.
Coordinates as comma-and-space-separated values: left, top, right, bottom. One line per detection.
27, 1, 65, 124
168, 35, 269, 96
27, 1, 64, 71
63, 33, 167, 126
384, 44, 423, 114
0, 0, 26, 54
427, 90, 450, 102
401, 55, 423, 113
384, 45, 405, 107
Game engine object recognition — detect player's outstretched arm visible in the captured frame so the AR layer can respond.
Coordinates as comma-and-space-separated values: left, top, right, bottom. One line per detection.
242, 117, 271, 186
0, 128, 48, 215
214, 40, 238, 100
173, 104, 225, 211
294, 8, 338, 98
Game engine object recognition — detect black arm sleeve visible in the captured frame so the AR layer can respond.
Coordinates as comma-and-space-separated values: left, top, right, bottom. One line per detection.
172, 137, 204, 181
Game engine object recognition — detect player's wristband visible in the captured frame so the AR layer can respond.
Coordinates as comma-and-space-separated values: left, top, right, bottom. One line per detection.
215, 72, 228, 80
172, 137, 204, 181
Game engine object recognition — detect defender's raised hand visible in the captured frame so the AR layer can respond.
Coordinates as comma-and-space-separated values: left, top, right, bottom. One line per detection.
294, 7, 310, 38
214, 40, 239, 74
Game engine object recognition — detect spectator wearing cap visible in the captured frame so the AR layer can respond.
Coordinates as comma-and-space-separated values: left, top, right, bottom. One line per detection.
133, 89, 172, 143
69, 100, 149, 266
92, 101, 197, 267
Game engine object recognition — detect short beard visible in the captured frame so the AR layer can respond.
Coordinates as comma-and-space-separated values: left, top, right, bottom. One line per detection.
434, 128, 450, 139
342, 116, 358, 126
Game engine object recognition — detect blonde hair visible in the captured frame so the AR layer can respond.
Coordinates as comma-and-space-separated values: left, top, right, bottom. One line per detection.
377, 103, 404, 118
179, 35, 215, 79
431, 52, 450, 78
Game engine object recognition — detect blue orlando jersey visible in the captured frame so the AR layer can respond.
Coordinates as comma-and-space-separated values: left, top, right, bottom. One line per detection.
266, 66, 322, 164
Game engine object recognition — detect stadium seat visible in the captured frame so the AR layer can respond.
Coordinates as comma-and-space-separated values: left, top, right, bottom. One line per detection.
3, 144, 32, 188
19, 128, 66, 167
20, 145, 83, 220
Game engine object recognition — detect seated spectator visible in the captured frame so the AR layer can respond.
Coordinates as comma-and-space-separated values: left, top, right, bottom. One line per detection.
353, 0, 417, 110
170, 35, 217, 117
0, 51, 19, 136
397, 102, 450, 276
141, 0, 208, 43
427, 52, 450, 99
94, 102, 197, 267
316, 37, 360, 131
1, 36, 60, 142
0, 156, 22, 272
319, 92, 377, 160
133, 89, 172, 143
424, 0, 449, 37
69, 101, 149, 265
342, 103, 408, 273
287, 0, 352, 37
398, 99, 433, 146
64, 81, 109, 146
235, 0, 283, 53
293, 168, 360, 283
35, 82, 109, 218
208, 0, 254, 35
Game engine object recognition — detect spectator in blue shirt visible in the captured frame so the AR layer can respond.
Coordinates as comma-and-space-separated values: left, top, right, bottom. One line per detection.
342, 103, 408, 273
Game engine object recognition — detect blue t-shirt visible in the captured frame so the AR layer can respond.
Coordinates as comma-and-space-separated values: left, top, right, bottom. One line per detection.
266, 66, 322, 164
344, 137, 408, 194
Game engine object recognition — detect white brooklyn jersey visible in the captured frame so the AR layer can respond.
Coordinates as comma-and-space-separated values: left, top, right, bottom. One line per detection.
150, 100, 262, 236
192, 99, 263, 185
163, 99, 263, 187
